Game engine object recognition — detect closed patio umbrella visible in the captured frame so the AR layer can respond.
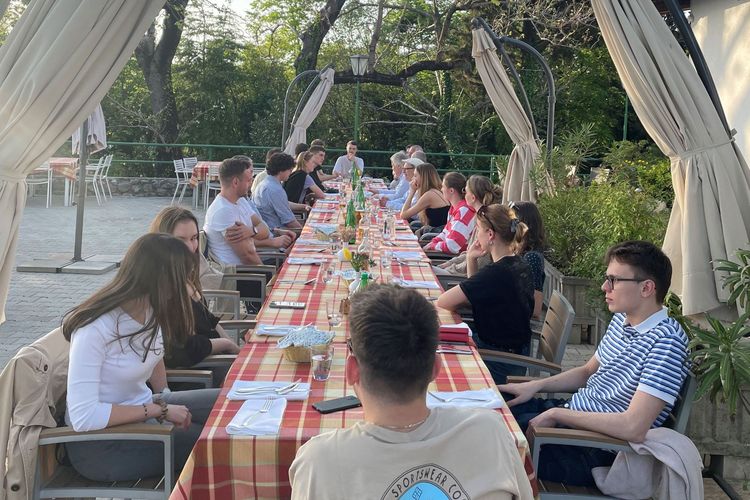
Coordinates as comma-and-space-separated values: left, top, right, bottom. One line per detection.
0, 0, 163, 325
592, 0, 750, 316
72, 103, 107, 155
283, 67, 335, 156
472, 28, 540, 203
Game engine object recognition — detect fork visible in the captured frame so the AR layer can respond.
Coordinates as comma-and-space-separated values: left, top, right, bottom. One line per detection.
236, 378, 302, 394
242, 398, 273, 426
428, 391, 490, 403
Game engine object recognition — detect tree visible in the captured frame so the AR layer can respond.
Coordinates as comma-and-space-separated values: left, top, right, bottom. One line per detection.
134, 0, 189, 162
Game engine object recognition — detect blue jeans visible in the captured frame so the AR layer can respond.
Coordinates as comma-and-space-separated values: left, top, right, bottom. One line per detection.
473, 335, 530, 384
509, 397, 616, 486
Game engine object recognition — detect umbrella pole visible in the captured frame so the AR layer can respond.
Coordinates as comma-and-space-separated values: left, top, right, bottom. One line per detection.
73, 119, 88, 262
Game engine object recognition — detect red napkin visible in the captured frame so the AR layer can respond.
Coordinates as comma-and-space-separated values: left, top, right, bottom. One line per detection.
439, 325, 471, 344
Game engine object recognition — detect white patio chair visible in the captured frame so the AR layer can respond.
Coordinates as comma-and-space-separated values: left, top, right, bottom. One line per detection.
75, 156, 105, 205
171, 159, 191, 205
203, 164, 221, 209
26, 162, 52, 208
98, 154, 114, 199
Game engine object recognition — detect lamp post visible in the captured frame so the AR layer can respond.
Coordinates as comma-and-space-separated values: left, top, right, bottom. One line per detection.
350, 54, 368, 142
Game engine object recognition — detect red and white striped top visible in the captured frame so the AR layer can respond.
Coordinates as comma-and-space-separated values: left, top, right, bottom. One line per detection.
425, 199, 476, 254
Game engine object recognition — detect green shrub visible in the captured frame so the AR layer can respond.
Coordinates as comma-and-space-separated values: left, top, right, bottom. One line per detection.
538, 180, 669, 279
603, 140, 673, 207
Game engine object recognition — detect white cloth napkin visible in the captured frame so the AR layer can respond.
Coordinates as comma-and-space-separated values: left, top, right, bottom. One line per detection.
226, 380, 311, 401
296, 238, 329, 246
310, 223, 337, 235
287, 257, 325, 265
426, 389, 504, 409
226, 398, 287, 436
393, 251, 423, 260
254, 324, 296, 336
393, 278, 440, 289
395, 233, 418, 241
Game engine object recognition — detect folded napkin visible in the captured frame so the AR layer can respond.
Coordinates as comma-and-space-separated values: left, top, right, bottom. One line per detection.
395, 233, 418, 241
393, 278, 440, 289
296, 238, 329, 246
310, 223, 338, 235
226, 398, 287, 436
393, 251, 423, 260
439, 322, 473, 343
287, 257, 325, 265
226, 380, 311, 401
254, 324, 297, 336
426, 389, 504, 409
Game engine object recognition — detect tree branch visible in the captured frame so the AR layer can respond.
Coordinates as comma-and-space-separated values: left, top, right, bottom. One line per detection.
333, 59, 470, 86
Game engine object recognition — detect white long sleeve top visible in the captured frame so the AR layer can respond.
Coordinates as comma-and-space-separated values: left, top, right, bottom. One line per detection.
66, 308, 163, 431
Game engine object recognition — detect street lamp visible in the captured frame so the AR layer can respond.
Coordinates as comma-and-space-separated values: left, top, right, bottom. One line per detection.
350, 54, 368, 142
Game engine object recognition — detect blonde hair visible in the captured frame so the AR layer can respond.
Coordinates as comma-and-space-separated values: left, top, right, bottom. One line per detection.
295, 151, 315, 172
466, 175, 502, 206
476, 204, 528, 253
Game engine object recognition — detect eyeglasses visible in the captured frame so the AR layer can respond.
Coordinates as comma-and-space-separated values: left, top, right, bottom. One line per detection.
403, 166, 415, 171
346, 338, 355, 356
476, 205, 497, 233
603, 275, 647, 290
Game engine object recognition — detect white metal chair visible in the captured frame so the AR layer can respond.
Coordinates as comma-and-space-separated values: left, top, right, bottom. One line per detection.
182, 157, 200, 207
76, 156, 105, 205
98, 154, 114, 199
26, 162, 52, 208
171, 159, 192, 205
203, 164, 221, 209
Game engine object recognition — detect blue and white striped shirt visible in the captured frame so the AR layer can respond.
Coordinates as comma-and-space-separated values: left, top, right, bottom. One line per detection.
569, 308, 689, 427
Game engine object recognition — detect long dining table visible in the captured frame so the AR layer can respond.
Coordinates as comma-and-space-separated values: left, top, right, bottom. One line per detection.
170, 181, 538, 499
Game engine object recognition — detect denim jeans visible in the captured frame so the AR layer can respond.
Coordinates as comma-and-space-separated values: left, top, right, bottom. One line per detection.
472, 335, 530, 384
509, 397, 616, 486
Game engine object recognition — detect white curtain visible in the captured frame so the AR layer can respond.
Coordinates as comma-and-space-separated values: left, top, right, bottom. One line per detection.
0, 0, 163, 324
592, 0, 750, 316
284, 67, 335, 156
472, 28, 540, 203
72, 103, 107, 154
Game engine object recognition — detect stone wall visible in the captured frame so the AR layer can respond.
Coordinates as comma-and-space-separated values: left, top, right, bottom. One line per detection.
107, 177, 187, 197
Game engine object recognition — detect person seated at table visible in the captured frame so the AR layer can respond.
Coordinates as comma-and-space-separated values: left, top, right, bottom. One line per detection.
423, 172, 476, 254
250, 147, 281, 197
63, 233, 221, 482
289, 285, 533, 499
294, 142, 309, 156
510, 201, 547, 320
308, 144, 337, 188
370, 150, 409, 200
400, 162, 449, 234
332, 140, 364, 179
285, 151, 326, 204
434, 175, 502, 276
437, 204, 534, 384
204, 157, 291, 266
149, 207, 240, 383
253, 152, 305, 230
411, 150, 427, 162
406, 143, 423, 156
385, 156, 421, 211
499, 241, 689, 487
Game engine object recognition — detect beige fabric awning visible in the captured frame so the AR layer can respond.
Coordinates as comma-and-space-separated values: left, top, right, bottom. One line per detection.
284, 67, 335, 156
472, 28, 540, 203
593, 0, 750, 316
0, 0, 163, 324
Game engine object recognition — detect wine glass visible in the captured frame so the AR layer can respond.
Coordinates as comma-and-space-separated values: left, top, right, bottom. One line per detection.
326, 300, 342, 330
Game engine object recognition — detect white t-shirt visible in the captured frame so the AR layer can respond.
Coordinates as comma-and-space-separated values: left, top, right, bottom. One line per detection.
251, 170, 268, 197
66, 308, 164, 432
289, 406, 533, 500
332, 155, 364, 178
204, 194, 258, 265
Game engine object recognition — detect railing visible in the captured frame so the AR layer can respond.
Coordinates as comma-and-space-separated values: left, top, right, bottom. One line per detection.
98, 141, 507, 179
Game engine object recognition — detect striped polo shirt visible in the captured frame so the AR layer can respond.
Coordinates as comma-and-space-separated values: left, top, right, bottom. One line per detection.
569, 308, 689, 427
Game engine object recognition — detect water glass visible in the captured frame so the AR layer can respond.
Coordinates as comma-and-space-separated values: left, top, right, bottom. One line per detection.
311, 344, 334, 381
330, 234, 342, 254
326, 300, 342, 330
380, 249, 392, 270
321, 262, 334, 284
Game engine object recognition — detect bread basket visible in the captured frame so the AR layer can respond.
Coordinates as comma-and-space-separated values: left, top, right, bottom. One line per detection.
277, 327, 334, 363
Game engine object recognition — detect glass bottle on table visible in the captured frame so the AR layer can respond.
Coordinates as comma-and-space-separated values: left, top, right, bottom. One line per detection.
357, 232, 371, 266
345, 197, 357, 245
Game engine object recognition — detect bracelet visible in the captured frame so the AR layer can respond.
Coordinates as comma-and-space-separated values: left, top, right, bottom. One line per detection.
142, 403, 149, 420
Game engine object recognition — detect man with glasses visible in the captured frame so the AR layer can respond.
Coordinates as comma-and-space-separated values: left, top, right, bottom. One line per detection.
289, 285, 533, 499
385, 156, 422, 210
498, 240, 689, 486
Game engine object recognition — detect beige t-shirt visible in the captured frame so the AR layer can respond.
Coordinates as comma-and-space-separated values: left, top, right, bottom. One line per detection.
289, 407, 533, 500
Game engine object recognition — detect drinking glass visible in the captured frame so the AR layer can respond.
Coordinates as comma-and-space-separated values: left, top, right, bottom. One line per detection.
326, 300, 342, 330
330, 234, 342, 254
380, 249, 392, 271
321, 261, 334, 284
311, 344, 334, 381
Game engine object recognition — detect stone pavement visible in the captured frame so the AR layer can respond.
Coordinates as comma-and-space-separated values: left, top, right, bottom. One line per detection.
1, 193, 597, 369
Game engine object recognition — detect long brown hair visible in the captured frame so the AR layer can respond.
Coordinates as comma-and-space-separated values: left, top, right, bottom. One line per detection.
415, 163, 446, 224
466, 175, 502, 206
149, 206, 202, 294
510, 201, 546, 254
476, 203, 528, 253
62, 233, 196, 360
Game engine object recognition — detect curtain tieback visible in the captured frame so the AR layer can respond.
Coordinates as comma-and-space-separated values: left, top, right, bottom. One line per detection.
673, 130, 736, 162
0, 171, 27, 183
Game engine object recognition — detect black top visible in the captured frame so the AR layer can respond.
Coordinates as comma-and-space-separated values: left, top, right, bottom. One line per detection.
424, 204, 449, 227
164, 298, 220, 368
312, 166, 337, 194
283, 170, 308, 203
522, 250, 545, 292
459, 255, 534, 350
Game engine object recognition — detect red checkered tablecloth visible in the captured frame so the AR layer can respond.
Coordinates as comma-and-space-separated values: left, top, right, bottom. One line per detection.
190, 161, 221, 186
171, 184, 538, 499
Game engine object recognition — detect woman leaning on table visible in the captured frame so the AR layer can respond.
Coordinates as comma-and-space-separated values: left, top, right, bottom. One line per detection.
63, 233, 220, 482
437, 204, 534, 385
400, 162, 449, 233
149, 207, 240, 376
